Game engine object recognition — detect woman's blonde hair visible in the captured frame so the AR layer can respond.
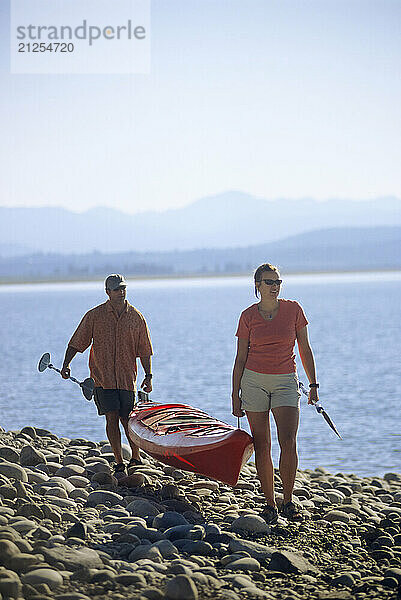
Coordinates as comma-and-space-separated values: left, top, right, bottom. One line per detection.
254, 263, 280, 297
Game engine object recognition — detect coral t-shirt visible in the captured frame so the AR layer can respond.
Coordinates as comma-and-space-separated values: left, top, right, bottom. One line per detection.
235, 299, 308, 374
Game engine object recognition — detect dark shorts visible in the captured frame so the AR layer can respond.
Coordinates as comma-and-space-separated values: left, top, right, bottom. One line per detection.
93, 388, 135, 418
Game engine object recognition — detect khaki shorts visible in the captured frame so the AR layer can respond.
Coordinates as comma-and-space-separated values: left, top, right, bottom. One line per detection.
240, 369, 300, 412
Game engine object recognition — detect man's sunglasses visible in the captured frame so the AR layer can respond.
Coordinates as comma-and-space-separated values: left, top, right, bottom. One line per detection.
259, 279, 282, 286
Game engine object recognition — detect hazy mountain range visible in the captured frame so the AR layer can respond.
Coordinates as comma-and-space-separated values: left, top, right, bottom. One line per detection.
1, 192, 401, 256
1, 226, 400, 282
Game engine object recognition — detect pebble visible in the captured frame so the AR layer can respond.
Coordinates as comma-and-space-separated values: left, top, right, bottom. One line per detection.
153, 511, 189, 530
20, 446, 47, 467
224, 557, 261, 571
22, 568, 64, 590
0, 446, 20, 463
87, 490, 124, 506
0, 426, 400, 600
126, 498, 162, 517
230, 515, 270, 534
165, 574, 198, 600
0, 461, 28, 481
0, 569, 22, 598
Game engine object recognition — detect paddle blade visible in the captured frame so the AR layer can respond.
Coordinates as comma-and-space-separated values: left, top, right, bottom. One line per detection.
321, 409, 342, 439
38, 353, 50, 372
81, 377, 95, 401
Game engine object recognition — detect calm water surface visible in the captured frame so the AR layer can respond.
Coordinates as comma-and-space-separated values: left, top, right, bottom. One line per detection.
0, 272, 400, 477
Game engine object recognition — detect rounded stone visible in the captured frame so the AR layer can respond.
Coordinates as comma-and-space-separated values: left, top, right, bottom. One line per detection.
9, 518, 37, 534
165, 574, 198, 600
0, 485, 17, 500
230, 515, 269, 534
323, 510, 351, 523
7, 552, 44, 573
0, 569, 22, 598
45, 486, 69, 499
0, 446, 20, 464
68, 475, 90, 488
128, 544, 163, 562
22, 568, 63, 590
56, 465, 86, 478
0, 462, 28, 482
20, 446, 46, 467
160, 484, 181, 500
66, 522, 87, 540
153, 511, 189, 530
16, 503, 44, 520
27, 471, 49, 484
70, 489, 89, 501
19, 426, 36, 439
0, 539, 21, 564
48, 477, 75, 493
332, 573, 355, 586
126, 499, 161, 517
87, 490, 124, 507
91, 472, 116, 485
224, 557, 261, 572
63, 455, 86, 467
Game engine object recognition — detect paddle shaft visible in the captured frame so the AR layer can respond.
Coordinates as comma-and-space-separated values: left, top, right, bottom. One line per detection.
299, 381, 342, 439
48, 363, 91, 391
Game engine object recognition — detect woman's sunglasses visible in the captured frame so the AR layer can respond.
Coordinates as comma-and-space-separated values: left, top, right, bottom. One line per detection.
259, 279, 282, 286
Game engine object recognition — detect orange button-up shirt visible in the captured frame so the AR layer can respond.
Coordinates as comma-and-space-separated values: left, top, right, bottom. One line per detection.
69, 300, 153, 391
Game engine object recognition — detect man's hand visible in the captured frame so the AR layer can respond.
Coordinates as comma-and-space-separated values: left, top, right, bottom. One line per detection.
308, 387, 319, 405
232, 394, 245, 417
141, 376, 152, 393
61, 366, 70, 379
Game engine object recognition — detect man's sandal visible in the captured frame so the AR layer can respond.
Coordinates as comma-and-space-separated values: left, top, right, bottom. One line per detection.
260, 504, 279, 525
113, 462, 126, 474
128, 458, 142, 468
281, 501, 303, 520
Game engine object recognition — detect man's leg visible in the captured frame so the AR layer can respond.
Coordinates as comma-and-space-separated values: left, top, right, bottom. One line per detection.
105, 410, 124, 464
120, 416, 140, 461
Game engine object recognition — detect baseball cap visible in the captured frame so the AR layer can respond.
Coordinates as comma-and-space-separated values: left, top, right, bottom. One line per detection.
105, 274, 127, 290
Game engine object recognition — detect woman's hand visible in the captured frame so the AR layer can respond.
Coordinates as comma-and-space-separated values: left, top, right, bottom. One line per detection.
232, 394, 245, 417
308, 387, 319, 405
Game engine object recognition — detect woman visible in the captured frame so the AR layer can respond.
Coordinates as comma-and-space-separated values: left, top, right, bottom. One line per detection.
232, 263, 319, 524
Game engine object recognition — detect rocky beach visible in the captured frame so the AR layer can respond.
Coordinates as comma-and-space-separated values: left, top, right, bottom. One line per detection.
0, 425, 400, 600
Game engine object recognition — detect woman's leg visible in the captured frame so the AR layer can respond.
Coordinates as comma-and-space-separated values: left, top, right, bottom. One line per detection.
271, 406, 299, 504
246, 410, 275, 506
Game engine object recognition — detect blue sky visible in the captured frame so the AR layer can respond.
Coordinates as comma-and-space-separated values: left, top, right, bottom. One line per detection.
0, 0, 400, 214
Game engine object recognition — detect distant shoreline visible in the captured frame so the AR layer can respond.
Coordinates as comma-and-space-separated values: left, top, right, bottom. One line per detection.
1, 267, 400, 286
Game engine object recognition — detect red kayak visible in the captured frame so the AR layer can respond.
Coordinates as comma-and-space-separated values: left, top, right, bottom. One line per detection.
128, 400, 253, 486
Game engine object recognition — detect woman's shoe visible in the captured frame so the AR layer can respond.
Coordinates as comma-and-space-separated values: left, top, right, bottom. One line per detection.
281, 501, 303, 520
260, 504, 279, 525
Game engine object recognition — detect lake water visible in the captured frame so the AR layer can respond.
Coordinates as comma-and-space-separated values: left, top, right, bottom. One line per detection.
0, 272, 400, 478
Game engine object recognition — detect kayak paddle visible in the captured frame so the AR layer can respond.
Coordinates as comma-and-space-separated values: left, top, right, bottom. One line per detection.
38, 352, 94, 401
299, 381, 342, 439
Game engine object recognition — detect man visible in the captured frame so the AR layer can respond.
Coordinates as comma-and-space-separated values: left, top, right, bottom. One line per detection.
61, 274, 153, 475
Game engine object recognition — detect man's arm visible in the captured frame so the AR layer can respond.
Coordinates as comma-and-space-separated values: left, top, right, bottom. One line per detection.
139, 356, 152, 392
61, 345, 79, 379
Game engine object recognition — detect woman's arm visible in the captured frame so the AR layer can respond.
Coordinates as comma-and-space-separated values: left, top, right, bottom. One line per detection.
296, 325, 319, 405
232, 338, 249, 416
